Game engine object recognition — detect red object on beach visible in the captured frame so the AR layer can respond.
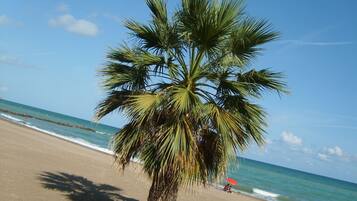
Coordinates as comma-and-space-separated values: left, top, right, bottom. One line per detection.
226, 178, 237, 185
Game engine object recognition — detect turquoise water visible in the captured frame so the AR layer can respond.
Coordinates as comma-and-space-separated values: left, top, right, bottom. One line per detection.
1, 99, 356, 201
228, 159, 357, 201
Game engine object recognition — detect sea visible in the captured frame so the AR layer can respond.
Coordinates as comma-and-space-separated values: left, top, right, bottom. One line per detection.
0, 99, 356, 201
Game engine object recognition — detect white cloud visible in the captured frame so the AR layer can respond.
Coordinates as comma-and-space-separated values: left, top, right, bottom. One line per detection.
281, 131, 302, 146
0, 55, 22, 65
49, 14, 98, 36
0, 15, 10, 25
317, 153, 328, 161
57, 3, 69, 13
0, 55, 35, 68
0, 15, 22, 27
326, 146, 343, 157
317, 146, 346, 162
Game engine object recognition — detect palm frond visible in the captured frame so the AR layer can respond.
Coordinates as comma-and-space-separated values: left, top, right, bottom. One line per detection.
125, 9, 180, 52
221, 95, 266, 145
237, 68, 289, 96
178, 0, 241, 53
101, 62, 149, 90
103, 47, 169, 90
126, 93, 162, 125
108, 45, 165, 66
100, 62, 133, 90
95, 90, 133, 120
229, 18, 279, 65
198, 129, 226, 179
146, 0, 168, 23
170, 86, 200, 114
112, 123, 147, 169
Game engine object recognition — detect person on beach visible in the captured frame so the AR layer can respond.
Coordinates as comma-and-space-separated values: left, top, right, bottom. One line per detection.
223, 184, 232, 193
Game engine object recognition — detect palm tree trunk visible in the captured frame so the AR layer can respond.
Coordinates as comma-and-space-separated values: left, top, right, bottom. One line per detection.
161, 179, 178, 201
147, 170, 179, 201
147, 174, 163, 201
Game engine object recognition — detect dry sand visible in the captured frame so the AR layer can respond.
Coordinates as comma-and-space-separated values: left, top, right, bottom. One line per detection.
0, 119, 260, 201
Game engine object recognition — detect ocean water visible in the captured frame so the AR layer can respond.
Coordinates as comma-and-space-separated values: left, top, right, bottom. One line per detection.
1, 99, 356, 201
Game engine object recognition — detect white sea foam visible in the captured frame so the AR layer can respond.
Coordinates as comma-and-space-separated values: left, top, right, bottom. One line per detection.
23, 124, 114, 155
253, 188, 280, 201
211, 183, 274, 201
95, 130, 110, 136
0, 113, 24, 123
0, 113, 121, 157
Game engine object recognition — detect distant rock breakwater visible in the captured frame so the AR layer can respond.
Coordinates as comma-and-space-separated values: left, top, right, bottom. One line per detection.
0, 108, 96, 133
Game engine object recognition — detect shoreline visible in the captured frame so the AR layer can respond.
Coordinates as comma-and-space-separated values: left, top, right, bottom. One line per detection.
0, 118, 262, 201
0, 114, 115, 155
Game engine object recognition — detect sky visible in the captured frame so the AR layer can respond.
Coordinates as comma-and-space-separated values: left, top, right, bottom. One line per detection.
1, 0, 357, 183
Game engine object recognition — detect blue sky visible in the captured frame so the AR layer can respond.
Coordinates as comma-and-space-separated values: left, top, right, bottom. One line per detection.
1, 0, 357, 183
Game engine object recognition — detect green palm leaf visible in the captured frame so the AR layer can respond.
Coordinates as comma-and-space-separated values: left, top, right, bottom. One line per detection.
229, 18, 279, 65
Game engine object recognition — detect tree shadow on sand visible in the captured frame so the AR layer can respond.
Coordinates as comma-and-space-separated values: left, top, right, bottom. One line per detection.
38, 171, 138, 201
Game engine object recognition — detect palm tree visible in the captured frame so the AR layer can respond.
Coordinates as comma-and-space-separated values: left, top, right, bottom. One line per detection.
95, 0, 287, 200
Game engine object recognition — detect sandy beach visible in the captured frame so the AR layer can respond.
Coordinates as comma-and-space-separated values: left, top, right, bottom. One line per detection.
0, 119, 260, 201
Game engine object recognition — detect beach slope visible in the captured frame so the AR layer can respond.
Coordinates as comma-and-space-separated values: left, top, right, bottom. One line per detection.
0, 119, 259, 201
